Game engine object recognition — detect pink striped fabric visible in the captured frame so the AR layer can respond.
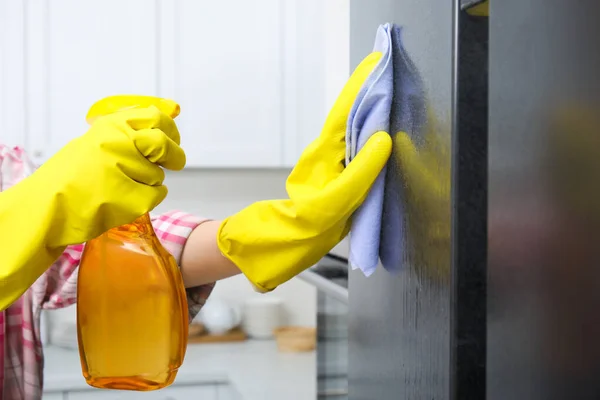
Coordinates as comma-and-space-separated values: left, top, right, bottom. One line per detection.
0, 145, 215, 400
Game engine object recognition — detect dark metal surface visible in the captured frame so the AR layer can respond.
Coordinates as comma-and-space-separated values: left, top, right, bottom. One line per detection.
348, 1, 600, 399
450, 4, 488, 400
348, 0, 452, 399
488, 1, 600, 399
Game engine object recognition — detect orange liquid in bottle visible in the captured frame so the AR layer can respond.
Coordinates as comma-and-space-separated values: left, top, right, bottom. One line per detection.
77, 214, 188, 391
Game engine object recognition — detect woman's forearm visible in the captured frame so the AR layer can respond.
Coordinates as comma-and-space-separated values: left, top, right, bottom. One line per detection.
179, 220, 241, 287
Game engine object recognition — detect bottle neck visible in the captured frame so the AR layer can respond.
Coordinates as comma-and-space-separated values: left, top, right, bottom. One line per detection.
112, 213, 153, 234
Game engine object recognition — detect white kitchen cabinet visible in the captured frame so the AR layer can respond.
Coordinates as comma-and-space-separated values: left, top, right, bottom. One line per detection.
159, 0, 348, 167
0, 0, 348, 167
158, 0, 283, 167
0, 1, 27, 148
280, 0, 350, 166
67, 385, 218, 400
1, 0, 159, 160
22, 0, 159, 165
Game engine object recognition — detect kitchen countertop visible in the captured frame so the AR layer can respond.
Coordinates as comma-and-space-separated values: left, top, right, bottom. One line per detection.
44, 340, 316, 399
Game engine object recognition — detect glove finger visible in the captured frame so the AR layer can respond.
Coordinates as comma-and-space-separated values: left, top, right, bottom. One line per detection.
131, 127, 187, 171
331, 131, 392, 210
118, 106, 182, 145
320, 52, 383, 144
118, 156, 166, 186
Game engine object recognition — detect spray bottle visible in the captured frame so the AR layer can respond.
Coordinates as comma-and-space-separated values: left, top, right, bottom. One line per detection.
77, 95, 188, 391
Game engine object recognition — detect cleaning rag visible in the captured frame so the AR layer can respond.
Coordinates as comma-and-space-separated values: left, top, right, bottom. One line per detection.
346, 23, 426, 276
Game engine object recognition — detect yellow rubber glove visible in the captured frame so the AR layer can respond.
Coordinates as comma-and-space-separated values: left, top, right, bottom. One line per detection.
0, 95, 184, 310
394, 115, 451, 283
217, 53, 392, 292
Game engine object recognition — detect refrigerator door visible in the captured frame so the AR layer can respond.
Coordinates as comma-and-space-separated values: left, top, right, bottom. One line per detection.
348, 1, 453, 399
488, 1, 600, 399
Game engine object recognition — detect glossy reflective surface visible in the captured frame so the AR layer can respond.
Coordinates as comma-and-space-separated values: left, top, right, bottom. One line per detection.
488, 1, 600, 398
348, 1, 453, 398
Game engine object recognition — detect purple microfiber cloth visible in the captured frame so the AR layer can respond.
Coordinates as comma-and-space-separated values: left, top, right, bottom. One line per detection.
346, 23, 426, 276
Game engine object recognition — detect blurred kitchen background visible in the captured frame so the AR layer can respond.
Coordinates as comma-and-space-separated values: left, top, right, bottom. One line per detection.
1, 0, 352, 399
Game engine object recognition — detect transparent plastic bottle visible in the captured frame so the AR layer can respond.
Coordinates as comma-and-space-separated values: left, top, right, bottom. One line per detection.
77, 97, 188, 391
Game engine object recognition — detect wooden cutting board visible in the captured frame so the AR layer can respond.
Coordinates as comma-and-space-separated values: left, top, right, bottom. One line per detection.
188, 327, 248, 344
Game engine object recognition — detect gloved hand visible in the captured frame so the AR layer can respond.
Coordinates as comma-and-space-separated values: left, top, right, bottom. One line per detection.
0, 95, 184, 310
217, 53, 393, 292
394, 115, 451, 283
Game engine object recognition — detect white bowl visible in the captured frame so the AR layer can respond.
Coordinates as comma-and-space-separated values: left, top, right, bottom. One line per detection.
242, 297, 283, 339
199, 299, 241, 335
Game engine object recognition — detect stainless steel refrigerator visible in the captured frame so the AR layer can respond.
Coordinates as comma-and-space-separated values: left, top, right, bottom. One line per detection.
347, 0, 600, 399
